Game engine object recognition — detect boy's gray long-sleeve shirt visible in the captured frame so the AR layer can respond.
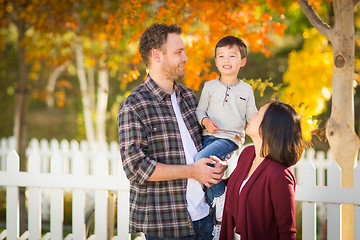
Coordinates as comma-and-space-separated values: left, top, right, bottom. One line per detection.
196, 78, 258, 145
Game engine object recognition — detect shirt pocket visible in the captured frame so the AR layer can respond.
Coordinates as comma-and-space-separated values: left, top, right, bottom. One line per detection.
234, 93, 248, 113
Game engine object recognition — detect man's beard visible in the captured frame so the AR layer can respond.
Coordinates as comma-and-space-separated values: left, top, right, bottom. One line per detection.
161, 58, 185, 81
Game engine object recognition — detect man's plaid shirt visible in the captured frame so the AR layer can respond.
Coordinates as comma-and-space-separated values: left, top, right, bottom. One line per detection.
117, 76, 203, 238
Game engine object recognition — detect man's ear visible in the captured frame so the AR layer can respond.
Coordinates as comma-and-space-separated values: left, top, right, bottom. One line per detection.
151, 49, 162, 63
240, 57, 247, 67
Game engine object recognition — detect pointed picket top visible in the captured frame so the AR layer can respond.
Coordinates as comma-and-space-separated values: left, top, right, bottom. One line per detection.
305, 148, 316, 161
7, 149, 19, 172
354, 162, 360, 188
118, 158, 129, 184
29, 138, 40, 150
60, 139, 70, 157
80, 140, 89, 158
0, 137, 7, 153
50, 152, 63, 174
70, 139, 79, 153
327, 161, 341, 187
98, 141, 109, 154
316, 151, 326, 163
327, 149, 333, 162
40, 138, 51, 157
50, 139, 60, 153
300, 159, 316, 186
27, 138, 40, 157
94, 152, 108, 176
28, 151, 41, 173
8, 136, 16, 150
72, 151, 85, 175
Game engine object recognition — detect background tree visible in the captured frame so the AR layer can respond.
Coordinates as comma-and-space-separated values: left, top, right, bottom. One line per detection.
297, 0, 360, 239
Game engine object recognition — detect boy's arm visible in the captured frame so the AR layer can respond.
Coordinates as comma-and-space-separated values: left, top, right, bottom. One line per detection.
196, 83, 211, 127
246, 87, 258, 123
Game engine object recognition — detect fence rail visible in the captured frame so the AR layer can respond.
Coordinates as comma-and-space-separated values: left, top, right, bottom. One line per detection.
1, 137, 360, 239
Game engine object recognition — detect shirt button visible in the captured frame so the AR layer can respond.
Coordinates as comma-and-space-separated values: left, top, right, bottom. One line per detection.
153, 127, 157, 131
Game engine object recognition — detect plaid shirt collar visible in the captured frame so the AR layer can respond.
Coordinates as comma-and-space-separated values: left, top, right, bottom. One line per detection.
144, 74, 185, 102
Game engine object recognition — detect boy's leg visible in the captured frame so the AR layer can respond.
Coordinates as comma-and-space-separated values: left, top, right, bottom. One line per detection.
194, 136, 216, 162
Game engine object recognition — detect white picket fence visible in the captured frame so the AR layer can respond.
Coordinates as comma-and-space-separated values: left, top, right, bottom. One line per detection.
0, 137, 130, 240
0, 136, 360, 239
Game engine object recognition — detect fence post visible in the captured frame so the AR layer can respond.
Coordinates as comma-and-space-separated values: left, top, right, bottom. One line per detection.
28, 151, 42, 240
327, 161, 342, 240
50, 152, 64, 240
354, 163, 360, 239
6, 150, 20, 239
0, 138, 7, 170
94, 153, 108, 239
301, 159, 316, 240
72, 152, 86, 240
117, 159, 130, 239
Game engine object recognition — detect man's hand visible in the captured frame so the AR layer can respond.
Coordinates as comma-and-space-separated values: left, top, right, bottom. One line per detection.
202, 118, 218, 134
191, 157, 228, 187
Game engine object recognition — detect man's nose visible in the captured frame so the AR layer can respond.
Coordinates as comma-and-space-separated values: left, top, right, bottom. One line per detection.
182, 52, 188, 62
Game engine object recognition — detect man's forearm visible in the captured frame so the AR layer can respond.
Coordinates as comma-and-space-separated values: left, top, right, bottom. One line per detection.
147, 162, 194, 181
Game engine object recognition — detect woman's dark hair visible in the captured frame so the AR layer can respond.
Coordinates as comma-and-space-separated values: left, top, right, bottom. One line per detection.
215, 36, 247, 59
260, 101, 304, 167
139, 23, 182, 67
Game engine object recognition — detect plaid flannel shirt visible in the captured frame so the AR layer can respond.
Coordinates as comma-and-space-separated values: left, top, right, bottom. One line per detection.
117, 76, 203, 238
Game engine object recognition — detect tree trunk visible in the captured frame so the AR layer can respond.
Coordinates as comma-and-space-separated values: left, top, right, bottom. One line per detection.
75, 38, 96, 144
325, 1, 360, 238
88, 65, 96, 110
96, 56, 109, 146
297, 0, 360, 238
46, 63, 67, 108
13, 20, 29, 235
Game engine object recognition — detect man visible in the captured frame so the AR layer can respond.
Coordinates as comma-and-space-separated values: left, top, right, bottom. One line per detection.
117, 23, 227, 239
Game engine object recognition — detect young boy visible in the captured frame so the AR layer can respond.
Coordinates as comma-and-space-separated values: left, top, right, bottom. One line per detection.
195, 35, 258, 238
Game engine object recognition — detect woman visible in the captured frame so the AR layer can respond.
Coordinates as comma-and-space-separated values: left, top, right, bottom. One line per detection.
219, 101, 304, 240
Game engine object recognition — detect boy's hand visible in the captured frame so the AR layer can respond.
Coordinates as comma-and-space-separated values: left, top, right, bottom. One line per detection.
210, 155, 228, 173
202, 118, 218, 134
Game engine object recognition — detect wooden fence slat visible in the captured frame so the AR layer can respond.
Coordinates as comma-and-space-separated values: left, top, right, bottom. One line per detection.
50, 152, 64, 240
2, 137, 360, 240
117, 159, 130, 239
94, 153, 108, 240
354, 163, 360, 240
301, 159, 316, 240
28, 151, 42, 240
6, 150, 20, 239
0, 230, 7, 240
72, 152, 86, 240
327, 161, 342, 240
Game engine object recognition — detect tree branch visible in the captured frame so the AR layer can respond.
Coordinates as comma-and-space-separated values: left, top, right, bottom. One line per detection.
354, 0, 360, 7
297, 0, 331, 39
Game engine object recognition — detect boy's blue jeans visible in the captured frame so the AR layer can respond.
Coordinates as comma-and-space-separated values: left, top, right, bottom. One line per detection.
194, 136, 238, 207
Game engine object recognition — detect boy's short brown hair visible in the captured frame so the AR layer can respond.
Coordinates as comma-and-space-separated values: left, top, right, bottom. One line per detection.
215, 36, 247, 59
139, 23, 182, 67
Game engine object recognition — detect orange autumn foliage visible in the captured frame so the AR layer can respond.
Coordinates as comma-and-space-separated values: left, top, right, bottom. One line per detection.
105, 0, 288, 90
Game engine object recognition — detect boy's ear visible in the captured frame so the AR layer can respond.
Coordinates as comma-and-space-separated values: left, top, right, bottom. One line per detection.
241, 57, 247, 67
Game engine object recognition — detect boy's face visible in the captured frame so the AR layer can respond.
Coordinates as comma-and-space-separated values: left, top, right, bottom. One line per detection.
215, 45, 246, 77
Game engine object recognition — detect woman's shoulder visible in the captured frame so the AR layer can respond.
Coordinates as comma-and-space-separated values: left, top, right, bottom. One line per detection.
241, 145, 255, 155
265, 159, 296, 182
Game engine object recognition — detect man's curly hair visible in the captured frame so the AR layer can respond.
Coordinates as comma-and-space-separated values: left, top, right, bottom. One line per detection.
139, 23, 182, 67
